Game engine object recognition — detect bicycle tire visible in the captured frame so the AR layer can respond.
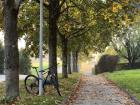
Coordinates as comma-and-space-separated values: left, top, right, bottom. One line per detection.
43, 75, 61, 96
51, 75, 61, 96
24, 75, 39, 95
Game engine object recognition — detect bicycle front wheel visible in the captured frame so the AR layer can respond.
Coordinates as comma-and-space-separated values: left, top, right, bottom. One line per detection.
25, 75, 39, 95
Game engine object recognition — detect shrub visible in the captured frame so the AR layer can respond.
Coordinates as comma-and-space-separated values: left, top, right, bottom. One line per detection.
19, 50, 31, 74
117, 62, 140, 70
0, 47, 31, 74
95, 54, 119, 74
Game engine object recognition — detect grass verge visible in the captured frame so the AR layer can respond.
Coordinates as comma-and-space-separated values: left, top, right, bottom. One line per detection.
105, 69, 140, 101
0, 73, 81, 105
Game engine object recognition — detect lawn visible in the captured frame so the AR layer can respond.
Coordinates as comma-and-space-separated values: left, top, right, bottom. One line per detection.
30, 60, 62, 75
105, 69, 140, 100
0, 73, 81, 105
31, 61, 49, 75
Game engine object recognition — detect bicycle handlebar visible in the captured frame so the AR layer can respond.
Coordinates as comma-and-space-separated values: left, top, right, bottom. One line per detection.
32, 63, 59, 72
32, 67, 38, 70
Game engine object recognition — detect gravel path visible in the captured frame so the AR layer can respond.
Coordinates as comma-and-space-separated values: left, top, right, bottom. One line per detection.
68, 75, 137, 105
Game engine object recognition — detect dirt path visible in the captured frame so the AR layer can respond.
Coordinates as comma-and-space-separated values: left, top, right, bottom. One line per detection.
66, 75, 137, 105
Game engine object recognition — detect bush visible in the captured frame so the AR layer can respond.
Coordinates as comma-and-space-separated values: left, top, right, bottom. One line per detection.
19, 50, 31, 74
95, 54, 119, 74
0, 47, 31, 74
117, 62, 140, 70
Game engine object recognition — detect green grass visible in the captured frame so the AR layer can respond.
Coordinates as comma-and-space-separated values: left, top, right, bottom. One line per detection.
30, 61, 62, 75
0, 73, 81, 105
31, 62, 49, 75
105, 69, 140, 100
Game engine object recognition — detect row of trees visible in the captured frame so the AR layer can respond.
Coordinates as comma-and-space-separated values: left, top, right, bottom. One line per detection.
0, 0, 140, 99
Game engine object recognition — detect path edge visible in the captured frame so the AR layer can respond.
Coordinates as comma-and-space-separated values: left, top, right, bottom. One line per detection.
60, 75, 83, 105
102, 74, 140, 105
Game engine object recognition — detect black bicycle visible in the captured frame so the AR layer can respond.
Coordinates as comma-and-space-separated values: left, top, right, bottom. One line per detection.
24, 66, 61, 96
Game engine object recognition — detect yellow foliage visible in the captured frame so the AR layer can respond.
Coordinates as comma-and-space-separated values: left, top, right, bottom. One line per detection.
122, 15, 132, 26
104, 46, 118, 55
112, 2, 122, 12
123, 0, 129, 4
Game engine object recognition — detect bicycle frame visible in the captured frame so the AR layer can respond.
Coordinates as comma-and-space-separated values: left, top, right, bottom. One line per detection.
25, 64, 61, 96
31, 66, 56, 83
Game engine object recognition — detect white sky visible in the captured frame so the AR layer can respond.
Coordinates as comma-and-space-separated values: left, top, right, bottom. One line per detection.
0, 31, 25, 49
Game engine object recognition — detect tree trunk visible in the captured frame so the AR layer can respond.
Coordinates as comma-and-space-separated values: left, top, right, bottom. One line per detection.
128, 58, 135, 68
48, 1, 59, 78
71, 52, 73, 72
4, 2, 19, 98
127, 48, 134, 68
126, 42, 133, 68
72, 51, 79, 72
72, 51, 77, 72
72, 52, 74, 72
67, 53, 72, 74
61, 36, 68, 78
75, 51, 79, 72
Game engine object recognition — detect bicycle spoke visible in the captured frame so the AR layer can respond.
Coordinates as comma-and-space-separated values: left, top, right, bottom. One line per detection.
25, 75, 39, 95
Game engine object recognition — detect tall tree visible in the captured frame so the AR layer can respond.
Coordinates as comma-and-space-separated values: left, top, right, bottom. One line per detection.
58, 0, 92, 76
0, 41, 4, 74
67, 53, 72, 74
3, 0, 22, 98
0, 1, 3, 30
48, 0, 60, 77
112, 23, 140, 68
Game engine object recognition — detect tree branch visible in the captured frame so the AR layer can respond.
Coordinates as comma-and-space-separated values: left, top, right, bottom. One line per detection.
59, 5, 75, 14
14, 0, 23, 9
112, 42, 128, 59
70, 0, 86, 11
69, 28, 89, 40
34, 0, 49, 9
59, 0, 66, 9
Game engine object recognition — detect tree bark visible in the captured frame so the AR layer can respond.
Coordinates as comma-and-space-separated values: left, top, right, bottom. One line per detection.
127, 47, 135, 68
72, 51, 76, 72
61, 36, 68, 78
72, 51, 79, 72
48, 0, 60, 78
4, 1, 19, 98
128, 58, 135, 68
75, 51, 79, 72
72, 52, 75, 72
67, 53, 72, 74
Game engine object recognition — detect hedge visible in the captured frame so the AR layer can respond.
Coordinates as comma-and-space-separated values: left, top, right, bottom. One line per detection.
95, 54, 119, 74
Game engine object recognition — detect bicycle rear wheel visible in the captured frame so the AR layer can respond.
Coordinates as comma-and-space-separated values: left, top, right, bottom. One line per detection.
51, 75, 61, 96
43, 75, 61, 96
25, 75, 39, 95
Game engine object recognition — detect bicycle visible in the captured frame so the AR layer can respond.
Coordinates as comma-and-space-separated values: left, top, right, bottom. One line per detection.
24, 66, 61, 96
